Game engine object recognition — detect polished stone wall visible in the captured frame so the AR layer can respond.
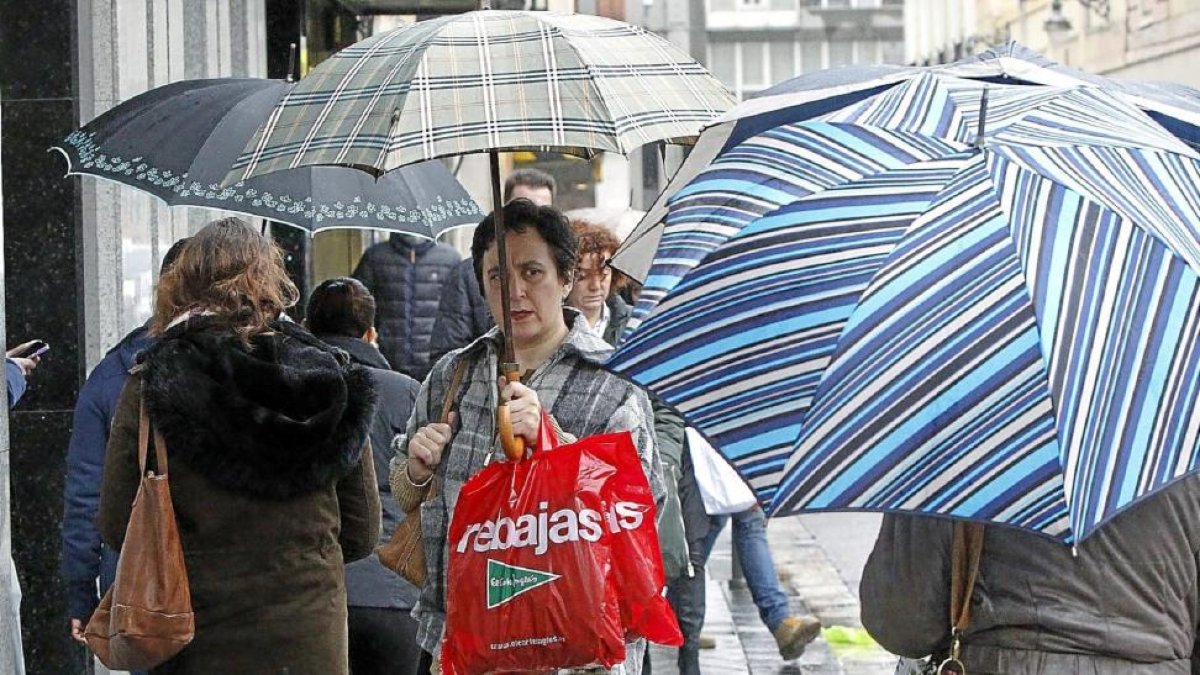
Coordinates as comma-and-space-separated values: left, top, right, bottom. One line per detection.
1, 2, 266, 673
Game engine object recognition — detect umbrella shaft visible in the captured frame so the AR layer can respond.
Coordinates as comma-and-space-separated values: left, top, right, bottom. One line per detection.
490, 150, 517, 366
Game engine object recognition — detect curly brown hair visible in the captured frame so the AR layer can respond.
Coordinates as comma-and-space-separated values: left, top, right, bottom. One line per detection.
151, 217, 299, 341
569, 218, 627, 292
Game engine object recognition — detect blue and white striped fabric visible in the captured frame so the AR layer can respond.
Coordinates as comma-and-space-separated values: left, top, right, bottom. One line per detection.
609, 73, 1200, 544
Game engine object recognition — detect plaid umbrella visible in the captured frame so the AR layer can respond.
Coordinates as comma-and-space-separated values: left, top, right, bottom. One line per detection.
230, 10, 734, 180
608, 73, 1200, 544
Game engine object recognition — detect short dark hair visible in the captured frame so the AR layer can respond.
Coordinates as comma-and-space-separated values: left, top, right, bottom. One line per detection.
472, 199, 577, 290
160, 237, 189, 276
306, 277, 376, 338
504, 168, 556, 202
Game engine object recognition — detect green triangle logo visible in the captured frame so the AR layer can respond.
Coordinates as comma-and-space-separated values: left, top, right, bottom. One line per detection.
486, 559, 561, 609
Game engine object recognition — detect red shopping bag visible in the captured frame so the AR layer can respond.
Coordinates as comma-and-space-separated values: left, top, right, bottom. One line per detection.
442, 427, 681, 675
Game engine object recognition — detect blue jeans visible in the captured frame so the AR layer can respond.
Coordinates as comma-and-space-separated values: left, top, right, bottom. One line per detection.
701, 506, 791, 633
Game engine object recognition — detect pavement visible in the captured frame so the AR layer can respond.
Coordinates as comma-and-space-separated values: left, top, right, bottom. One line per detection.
649, 512, 897, 675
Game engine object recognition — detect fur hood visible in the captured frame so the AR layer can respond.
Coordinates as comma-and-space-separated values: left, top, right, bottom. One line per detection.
138, 317, 377, 499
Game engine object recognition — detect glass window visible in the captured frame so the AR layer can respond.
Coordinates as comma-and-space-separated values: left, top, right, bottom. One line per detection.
828, 40, 853, 67
881, 40, 905, 65
770, 0, 796, 10
770, 41, 795, 82
856, 40, 879, 64
799, 40, 823, 73
710, 42, 737, 87
742, 42, 765, 87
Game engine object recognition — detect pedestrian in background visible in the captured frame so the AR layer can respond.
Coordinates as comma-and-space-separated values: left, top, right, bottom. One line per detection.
428, 168, 556, 364
97, 218, 380, 674
5, 341, 41, 409
307, 277, 425, 675
394, 200, 665, 674
862, 477, 1200, 675
62, 237, 189, 658
353, 231, 460, 382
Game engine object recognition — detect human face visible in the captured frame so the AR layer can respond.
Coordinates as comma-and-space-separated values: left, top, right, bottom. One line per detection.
508, 184, 553, 207
566, 252, 612, 323
481, 228, 572, 351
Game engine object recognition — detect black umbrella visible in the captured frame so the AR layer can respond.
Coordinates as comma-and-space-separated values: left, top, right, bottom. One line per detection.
53, 78, 482, 236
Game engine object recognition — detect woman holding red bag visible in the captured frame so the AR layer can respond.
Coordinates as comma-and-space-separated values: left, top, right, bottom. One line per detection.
391, 199, 667, 674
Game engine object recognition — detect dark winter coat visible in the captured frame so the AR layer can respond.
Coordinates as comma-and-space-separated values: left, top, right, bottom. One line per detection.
429, 257, 494, 365
97, 318, 381, 675
861, 474, 1200, 675
599, 294, 690, 578
62, 325, 153, 621
353, 235, 461, 382
314, 333, 421, 610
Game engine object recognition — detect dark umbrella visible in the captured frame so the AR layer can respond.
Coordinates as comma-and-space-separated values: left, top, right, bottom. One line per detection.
53, 78, 482, 237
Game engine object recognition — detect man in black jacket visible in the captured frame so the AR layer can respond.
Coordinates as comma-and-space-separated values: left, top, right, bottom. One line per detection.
353, 234, 460, 382
307, 277, 424, 675
428, 169, 556, 364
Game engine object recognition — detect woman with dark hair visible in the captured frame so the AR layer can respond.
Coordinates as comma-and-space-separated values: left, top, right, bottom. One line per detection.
97, 217, 381, 674
307, 277, 425, 675
391, 199, 666, 674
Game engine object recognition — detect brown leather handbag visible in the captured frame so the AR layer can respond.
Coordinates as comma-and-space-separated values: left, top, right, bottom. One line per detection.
378, 359, 469, 586
85, 390, 194, 671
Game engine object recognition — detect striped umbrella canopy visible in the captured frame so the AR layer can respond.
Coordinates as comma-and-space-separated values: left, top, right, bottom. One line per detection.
611, 41, 1200, 285
607, 72, 1200, 544
229, 10, 734, 181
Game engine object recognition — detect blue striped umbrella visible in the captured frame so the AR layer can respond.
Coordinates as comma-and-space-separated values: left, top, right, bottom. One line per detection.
608, 73, 1200, 544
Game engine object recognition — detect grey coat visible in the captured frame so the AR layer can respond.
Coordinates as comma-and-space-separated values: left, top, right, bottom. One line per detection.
860, 474, 1200, 675
393, 309, 665, 674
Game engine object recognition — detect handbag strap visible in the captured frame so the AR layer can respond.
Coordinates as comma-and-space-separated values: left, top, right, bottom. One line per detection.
439, 359, 470, 425
137, 385, 170, 478
428, 359, 470, 498
942, 521, 985, 672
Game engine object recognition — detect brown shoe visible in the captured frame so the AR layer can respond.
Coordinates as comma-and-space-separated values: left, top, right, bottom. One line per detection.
773, 616, 822, 661
697, 634, 717, 650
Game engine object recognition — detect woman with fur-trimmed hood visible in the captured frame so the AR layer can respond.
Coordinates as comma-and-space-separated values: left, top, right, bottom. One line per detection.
97, 218, 381, 675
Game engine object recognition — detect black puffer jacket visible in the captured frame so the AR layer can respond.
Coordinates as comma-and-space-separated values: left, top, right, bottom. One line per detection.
353, 235, 461, 382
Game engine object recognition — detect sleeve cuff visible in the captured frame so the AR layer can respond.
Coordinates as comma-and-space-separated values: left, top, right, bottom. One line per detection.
389, 441, 431, 512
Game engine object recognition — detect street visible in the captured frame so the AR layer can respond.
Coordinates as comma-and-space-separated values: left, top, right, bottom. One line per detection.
650, 512, 897, 675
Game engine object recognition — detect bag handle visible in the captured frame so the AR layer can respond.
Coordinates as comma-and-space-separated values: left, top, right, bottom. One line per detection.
137, 386, 169, 477
439, 359, 469, 426
426, 359, 470, 499
939, 521, 984, 674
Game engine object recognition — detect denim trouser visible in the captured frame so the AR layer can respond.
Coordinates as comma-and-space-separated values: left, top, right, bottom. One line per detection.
700, 506, 791, 633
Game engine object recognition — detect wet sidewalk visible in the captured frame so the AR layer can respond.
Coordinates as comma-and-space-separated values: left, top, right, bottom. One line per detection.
649, 515, 895, 675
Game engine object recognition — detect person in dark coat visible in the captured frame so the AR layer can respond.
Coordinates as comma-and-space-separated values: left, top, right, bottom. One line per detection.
307, 277, 424, 675
98, 218, 380, 675
861, 476, 1200, 675
354, 234, 460, 382
63, 238, 188, 650
428, 169, 556, 364
4, 342, 40, 408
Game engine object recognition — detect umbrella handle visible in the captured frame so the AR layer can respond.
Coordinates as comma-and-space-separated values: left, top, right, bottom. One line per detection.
497, 367, 527, 461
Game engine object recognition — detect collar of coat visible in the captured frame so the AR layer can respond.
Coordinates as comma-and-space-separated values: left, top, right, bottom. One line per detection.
388, 233, 436, 257
314, 333, 393, 371
137, 316, 377, 499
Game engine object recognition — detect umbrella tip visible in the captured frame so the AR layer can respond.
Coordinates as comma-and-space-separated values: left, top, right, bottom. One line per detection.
973, 88, 990, 149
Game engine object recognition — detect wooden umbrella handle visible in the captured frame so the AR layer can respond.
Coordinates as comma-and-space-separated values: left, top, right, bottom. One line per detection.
497, 367, 526, 461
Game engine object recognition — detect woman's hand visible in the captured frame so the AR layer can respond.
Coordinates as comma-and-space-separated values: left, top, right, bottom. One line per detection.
499, 376, 542, 445
406, 412, 456, 484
